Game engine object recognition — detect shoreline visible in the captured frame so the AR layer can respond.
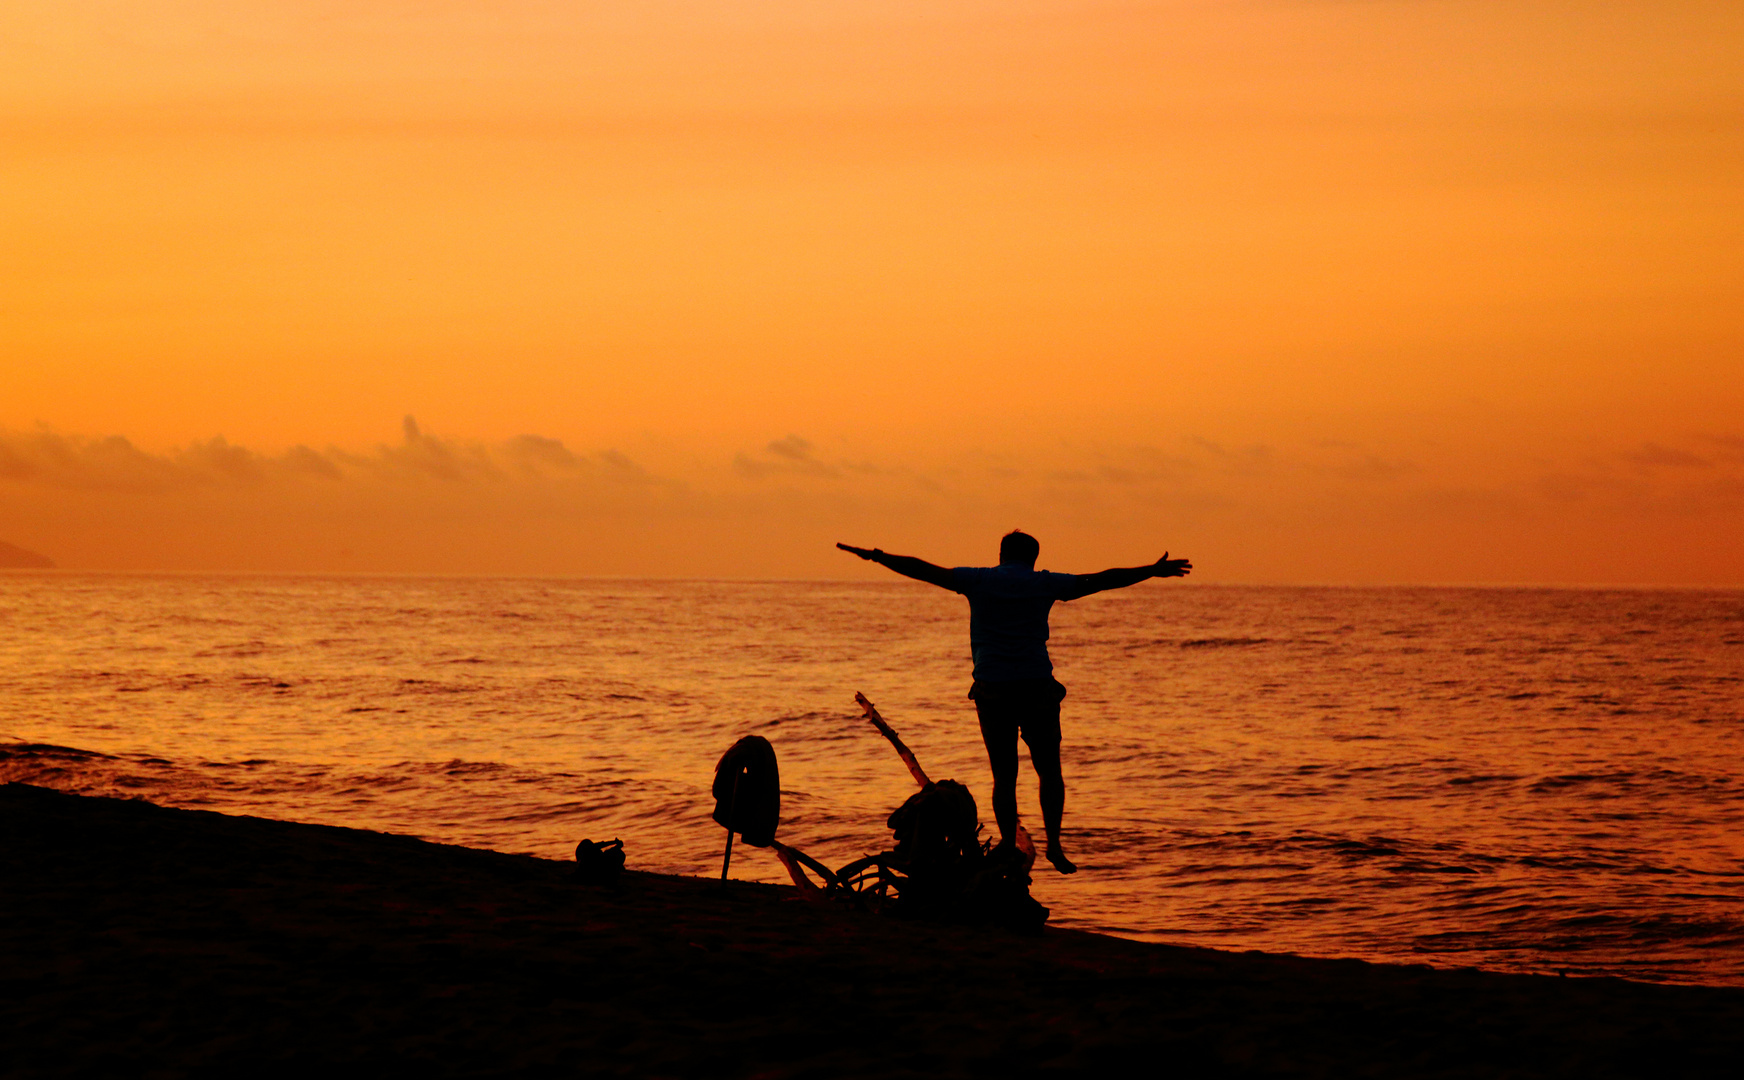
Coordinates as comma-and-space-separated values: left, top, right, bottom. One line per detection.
4, 782, 1741, 1076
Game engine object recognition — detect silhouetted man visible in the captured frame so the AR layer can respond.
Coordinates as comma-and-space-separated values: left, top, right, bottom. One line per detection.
837, 532, 1191, 873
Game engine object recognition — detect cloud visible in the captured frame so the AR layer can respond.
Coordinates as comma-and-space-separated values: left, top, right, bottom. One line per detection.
3, 422, 1741, 582
0, 431, 240, 491
733, 435, 841, 480
502, 434, 580, 473
1700, 435, 1744, 463
1625, 443, 1712, 469
178, 436, 268, 485
0, 419, 654, 494
283, 444, 343, 480
1187, 438, 1275, 476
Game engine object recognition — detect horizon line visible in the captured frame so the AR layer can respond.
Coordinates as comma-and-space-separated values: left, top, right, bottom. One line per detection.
2, 568, 1739, 591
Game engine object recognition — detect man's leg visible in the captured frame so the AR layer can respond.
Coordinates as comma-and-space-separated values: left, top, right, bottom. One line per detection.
1025, 736, 1077, 874
976, 707, 1020, 847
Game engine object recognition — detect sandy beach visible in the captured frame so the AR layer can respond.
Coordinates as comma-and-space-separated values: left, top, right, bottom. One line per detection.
3, 782, 1740, 1078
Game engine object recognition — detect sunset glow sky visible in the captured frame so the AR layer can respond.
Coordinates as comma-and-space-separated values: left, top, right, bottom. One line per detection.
4, 1, 1741, 581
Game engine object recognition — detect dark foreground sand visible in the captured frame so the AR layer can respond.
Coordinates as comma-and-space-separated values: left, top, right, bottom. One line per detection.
3, 784, 1740, 1078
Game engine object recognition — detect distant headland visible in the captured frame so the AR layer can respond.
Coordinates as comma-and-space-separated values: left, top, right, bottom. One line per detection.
0, 540, 55, 569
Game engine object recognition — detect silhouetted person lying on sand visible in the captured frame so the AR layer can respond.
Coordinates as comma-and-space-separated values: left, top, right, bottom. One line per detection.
838, 532, 1191, 874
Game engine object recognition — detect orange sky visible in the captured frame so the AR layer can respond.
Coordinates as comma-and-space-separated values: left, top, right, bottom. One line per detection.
3, 2, 1741, 581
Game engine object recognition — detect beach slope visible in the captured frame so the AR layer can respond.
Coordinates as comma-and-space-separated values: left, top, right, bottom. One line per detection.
3, 783, 1739, 1077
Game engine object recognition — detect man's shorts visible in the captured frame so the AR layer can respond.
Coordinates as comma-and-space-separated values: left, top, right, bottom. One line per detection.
969, 678, 1067, 751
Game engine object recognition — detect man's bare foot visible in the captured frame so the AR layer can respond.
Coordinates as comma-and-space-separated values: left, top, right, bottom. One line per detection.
1045, 844, 1077, 874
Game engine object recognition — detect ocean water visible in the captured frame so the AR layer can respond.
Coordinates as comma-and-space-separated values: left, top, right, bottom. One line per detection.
3, 573, 1741, 986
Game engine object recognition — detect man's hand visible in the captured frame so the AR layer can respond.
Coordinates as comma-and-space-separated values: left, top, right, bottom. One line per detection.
837, 543, 954, 589
1060, 551, 1192, 599
1152, 552, 1192, 578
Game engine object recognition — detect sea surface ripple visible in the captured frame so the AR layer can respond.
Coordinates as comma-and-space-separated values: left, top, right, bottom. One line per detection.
3, 573, 1741, 985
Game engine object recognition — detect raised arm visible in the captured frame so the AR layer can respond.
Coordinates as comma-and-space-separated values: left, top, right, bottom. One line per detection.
1061, 552, 1192, 600
836, 542, 956, 590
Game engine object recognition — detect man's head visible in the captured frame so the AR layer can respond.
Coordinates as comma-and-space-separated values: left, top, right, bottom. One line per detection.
999, 530, 1040, 568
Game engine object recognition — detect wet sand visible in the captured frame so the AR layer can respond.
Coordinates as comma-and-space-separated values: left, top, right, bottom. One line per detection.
4, 783, 1739, 1078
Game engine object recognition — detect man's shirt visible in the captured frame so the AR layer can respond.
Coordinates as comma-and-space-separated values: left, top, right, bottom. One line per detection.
950, 565, 1085, 683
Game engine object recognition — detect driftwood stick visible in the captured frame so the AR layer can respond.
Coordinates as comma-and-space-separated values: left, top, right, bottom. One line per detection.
770, 840, 840, 892
855, 692, 931, 789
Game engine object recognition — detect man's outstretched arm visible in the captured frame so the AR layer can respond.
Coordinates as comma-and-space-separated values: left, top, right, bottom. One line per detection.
837, 542, 956, 590
1061, 552, 1192, 600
